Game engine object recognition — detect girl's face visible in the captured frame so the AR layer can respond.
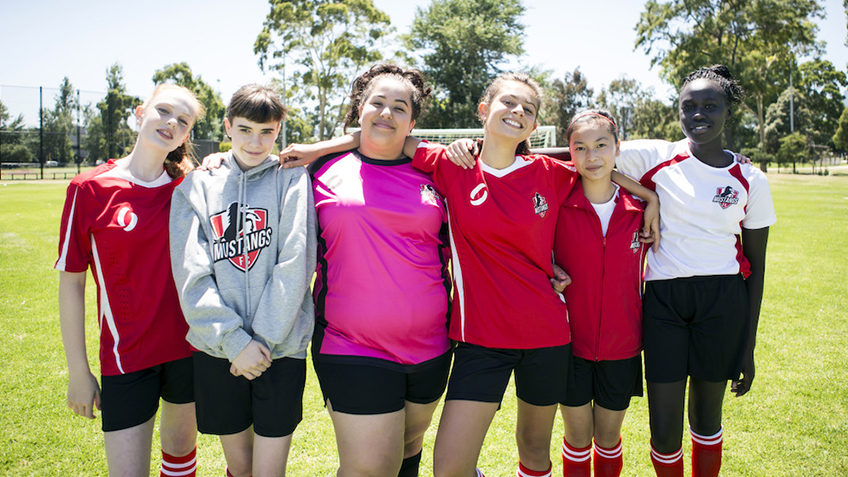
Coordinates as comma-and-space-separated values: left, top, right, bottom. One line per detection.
479, 81, 539, 143
569, 120, 619, 183
679, 78, 729, 146
136, 89, 196, 152
358, 76, 415, 158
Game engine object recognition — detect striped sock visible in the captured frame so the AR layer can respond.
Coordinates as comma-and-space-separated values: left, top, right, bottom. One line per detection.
650, 442, 683, 477
593, 437, 623, 477
476, 468, 486, 477
160, 447, 196, 477
517, 459, 552, 477
562, 438, 591, 477
691, 427, 723, 477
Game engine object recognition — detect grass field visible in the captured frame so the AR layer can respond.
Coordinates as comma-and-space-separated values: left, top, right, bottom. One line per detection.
1, 173, 846, 476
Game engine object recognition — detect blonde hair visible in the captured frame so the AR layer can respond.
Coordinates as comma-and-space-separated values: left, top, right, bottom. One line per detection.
141, 84, 206, 179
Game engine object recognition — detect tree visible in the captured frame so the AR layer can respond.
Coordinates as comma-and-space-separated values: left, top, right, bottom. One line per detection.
97, 64, 138, 159
776, 131, 809, 171
795, 59, 847, 148
42, 77, 77, 164
0, 100, 27, 163
152, 62, 225, 141
635, 0, 824, 156
255, 0, 391, 140
763, 88, 813, 154
405, 0, 526, 128
832, 105, 848, 152
544, 68, 594, 146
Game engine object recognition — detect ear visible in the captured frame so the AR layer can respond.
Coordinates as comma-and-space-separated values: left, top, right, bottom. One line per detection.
407, 119, 416, 135
615, 139, 621, 157
224, 118, 232, 138
478, 102, 489, 122
134, 105, 144, 125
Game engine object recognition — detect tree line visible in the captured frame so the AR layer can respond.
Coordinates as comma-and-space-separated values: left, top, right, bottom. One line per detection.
2, 0, 846, 170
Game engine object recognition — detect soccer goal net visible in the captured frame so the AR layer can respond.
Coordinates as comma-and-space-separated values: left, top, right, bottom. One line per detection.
410, 126, 556, 148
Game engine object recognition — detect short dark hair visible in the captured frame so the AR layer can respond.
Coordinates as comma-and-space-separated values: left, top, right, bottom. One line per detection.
682, 65, 745, 108
227, 84, 288, 124
566, 109, 619, 145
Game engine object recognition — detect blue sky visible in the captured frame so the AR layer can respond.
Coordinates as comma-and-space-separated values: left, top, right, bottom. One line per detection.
1, 0, 846, 127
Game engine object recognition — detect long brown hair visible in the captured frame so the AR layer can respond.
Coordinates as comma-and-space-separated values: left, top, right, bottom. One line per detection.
478, 72, 543, 155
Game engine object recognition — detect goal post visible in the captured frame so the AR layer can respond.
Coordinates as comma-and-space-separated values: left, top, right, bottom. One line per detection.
410, 125, 557, 149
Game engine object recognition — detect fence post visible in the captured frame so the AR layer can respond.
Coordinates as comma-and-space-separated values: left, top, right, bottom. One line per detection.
76, 89, 81, 174
39, 86, 44, 179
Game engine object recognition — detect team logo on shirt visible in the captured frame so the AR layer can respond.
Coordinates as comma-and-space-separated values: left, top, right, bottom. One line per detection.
470, 183, 488, 206
533, 193, 549, 218
116, 206, 138, 232
209, 202, 273, 272
420, 184, 443, 204
630, 231, 641, 253
712, 186, 740, 209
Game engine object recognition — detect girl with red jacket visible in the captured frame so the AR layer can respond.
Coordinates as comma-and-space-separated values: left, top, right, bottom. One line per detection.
554, 110, 647, 477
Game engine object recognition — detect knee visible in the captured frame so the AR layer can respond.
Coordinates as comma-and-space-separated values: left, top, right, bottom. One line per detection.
159, 427, 197, 456
341, 454, 402, 477
515, 427, 551, 460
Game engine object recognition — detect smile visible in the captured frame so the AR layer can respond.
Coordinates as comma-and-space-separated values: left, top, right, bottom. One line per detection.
503, 119, 522, 129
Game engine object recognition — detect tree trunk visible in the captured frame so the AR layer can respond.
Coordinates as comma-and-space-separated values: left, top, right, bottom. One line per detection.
757, 94, 768, 173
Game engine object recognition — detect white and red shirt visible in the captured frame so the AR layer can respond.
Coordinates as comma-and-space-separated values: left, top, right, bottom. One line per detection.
309, 150, 451, 366
555, 182, 646, 361
617, 140, 777, 281
55, 160, 191, 375
413, 143, 579, 349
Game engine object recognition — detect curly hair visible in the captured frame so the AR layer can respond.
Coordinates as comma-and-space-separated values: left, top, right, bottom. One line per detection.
343, 63, 432, 132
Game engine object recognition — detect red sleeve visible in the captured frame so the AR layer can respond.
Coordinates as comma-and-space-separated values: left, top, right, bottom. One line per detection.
55, 181, 91, 272
545, 155, 579, 207
412, 142, 458, 192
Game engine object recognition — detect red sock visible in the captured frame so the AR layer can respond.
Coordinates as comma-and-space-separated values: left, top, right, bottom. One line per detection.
517, 460, 552, 477
225, 469, 251, 477
593, 438, 623, 477
650, 442, 683, 477
161, 447, 196, 477
691, 427, 722, 477
562, 438, 591, 477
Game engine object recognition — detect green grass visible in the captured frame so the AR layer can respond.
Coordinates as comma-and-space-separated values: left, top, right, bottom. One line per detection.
1, 174, 846, 476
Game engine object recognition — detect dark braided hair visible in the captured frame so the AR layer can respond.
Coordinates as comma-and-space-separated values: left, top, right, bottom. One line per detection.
682, 65, 745, 109
343, 63, 432, 133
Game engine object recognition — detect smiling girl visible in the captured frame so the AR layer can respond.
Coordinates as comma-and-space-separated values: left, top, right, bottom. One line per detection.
56, 84, 205, 477
616, 65, 776, 477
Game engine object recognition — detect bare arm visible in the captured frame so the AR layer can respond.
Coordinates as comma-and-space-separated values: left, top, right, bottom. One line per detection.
58, 271, 100, 419
281, 132, 361, 168
732, 226, 770, 397
611, 170, 660, 252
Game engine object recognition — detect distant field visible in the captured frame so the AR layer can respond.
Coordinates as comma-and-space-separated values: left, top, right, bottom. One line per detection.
0, 173, 846, 476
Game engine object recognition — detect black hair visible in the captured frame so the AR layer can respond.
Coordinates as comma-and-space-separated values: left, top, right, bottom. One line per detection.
227, 84, 288, 124
682, 65, 745, 108
566, 109, 619, 145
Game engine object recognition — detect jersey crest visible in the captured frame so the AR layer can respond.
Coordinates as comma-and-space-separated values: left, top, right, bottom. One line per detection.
420, 184, 442, 205
209, 201, 273, 271
712, 186, 740, 209
630, 231, 641, 253
533, 192, 549, 218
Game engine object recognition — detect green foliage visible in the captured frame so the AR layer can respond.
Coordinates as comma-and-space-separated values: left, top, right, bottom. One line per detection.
1, 143, 34, 163
832, 106, 848, 151
597, 76, 681, 141
152, 63, 226, 141
219, 141, 232, 152
255, 0, 392, 140
93, 63, 138, 160
41, 77, 78, 164
635, 0, 825, 151
544, 68, 594, 146
3, 176, 848, 475
777, 131, 809, 169
795, 59, 847, 148
764, 88, 813, 153
405, 0, 526, 128
1, 99, 27, 145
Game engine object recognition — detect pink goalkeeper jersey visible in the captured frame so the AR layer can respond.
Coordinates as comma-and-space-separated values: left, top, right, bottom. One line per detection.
413, 143, 579, 349
55, 160, 191, 375
309, 150, 451, 366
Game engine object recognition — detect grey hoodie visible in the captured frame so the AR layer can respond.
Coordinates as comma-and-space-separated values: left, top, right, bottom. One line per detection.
169, 153, 316, 361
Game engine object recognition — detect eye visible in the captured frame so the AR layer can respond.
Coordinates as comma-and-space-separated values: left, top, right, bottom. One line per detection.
597, 143, 606, 148
574, 146, 586, 152
681, 104, 693, 112
157, 107, 169, 114
178, 118, 189, 126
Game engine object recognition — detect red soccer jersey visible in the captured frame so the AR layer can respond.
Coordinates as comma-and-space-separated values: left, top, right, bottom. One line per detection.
55, 160, 191, 375
413, 143, 578, 349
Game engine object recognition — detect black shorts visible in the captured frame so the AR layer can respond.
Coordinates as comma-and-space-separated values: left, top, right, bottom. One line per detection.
312, 351, 451, 415
445, 342, 571, 406
100, 356, 194, 432
643, 275, 749, 383
562, 355, 643, 411
192, 352, 306, 438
